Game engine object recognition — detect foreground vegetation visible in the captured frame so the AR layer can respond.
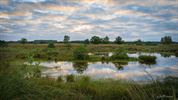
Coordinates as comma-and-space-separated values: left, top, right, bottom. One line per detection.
0, 43, 178, 99
0, 61, 178, 100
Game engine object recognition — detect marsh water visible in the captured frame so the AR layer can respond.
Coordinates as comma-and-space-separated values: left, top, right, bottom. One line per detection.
34, 52, 178, 81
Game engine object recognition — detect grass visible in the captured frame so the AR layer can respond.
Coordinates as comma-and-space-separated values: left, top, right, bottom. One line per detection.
1, 43, 178, 61
0, 43, 178, 99
0, 64, 178, 100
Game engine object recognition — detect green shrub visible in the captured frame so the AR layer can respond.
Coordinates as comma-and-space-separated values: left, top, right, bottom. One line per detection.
81, 76, 90, 83
139, 55, 156, 65
48, 42, 55, 48
111, 53, 129, 60
73, 46, 89, 60
0, 40, 8, 47
66, 74, 75, 82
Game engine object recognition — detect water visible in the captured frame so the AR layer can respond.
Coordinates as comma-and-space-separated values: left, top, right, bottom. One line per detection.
34, 53, 178, 81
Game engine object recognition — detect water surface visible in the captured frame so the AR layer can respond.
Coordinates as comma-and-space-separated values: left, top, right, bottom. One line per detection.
37, 53, 178, 81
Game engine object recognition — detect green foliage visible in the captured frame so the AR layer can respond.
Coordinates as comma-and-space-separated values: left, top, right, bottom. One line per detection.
84, 39, 90, 44
161, 36, 172, 44
111, 53, 129, 60
26, 53, 34, 65
73, 46, 89, 60
0, 60, 178, 100
57, 76, 63, 82
63, 35, 70, 43
102, 36, 109, 44
66, 74, 75, 82
20, 38, 27, 44
111, 48, 129, 60
48, 42, 55, 48
134, 39, 142, 45
90, 36, 102, 44
115, 36, 123, 44
139, 55, 156, 65
0, 43, 178, 99
0, 40, 8, 47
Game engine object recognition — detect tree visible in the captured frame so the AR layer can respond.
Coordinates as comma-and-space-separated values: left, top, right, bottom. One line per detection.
0, 40, 8, 47
63, 35, 70, 43
84, 39, 90, 44
90, 36, 101, 44
102, 36, 109, 44
135, 39, 142, 45
115, 36, 123, 44
20, 38, 27, 44
161, 36, 172, 44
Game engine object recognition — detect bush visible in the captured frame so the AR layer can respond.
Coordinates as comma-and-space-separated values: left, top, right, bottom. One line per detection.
66, 75, 75, 82
73, 46, 89, 60
139, 55, 156, 64
0, 40, 8, 47
48, 42, 55, 48
111, 53, 129, 60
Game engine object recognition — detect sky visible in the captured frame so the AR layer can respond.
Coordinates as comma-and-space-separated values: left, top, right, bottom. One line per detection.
0, 0, 178, 41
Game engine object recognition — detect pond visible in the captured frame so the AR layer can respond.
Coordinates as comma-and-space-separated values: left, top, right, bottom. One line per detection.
33, 52, 178, 81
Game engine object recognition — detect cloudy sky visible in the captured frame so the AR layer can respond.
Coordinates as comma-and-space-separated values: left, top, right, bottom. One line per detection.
0, 0, 178, 41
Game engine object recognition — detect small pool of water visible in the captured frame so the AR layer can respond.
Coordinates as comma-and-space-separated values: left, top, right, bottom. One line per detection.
31, 52, 178, 81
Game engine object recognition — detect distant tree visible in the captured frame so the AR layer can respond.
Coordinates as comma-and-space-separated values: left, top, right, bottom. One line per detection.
63, 35, 70, 43
20, 38, 27, 44
115, 36, 123, 44
102, 36, 109, 44
90, 36, 101, 44
161, 36, 172, 44
0, 40, 8, 47
84, 39, 90, 44
48, 42, 55, 48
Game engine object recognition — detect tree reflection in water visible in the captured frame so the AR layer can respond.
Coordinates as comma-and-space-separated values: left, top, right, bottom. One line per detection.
139, 60, 156, 65
112, 62, 128, 70
73, 62, 88, 74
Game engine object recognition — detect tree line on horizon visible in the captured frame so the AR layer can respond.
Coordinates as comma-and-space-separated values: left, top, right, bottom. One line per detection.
0, 35, 174, 47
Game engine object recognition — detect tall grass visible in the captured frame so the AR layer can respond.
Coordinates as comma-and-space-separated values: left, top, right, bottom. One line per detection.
0, 61, 177, 100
